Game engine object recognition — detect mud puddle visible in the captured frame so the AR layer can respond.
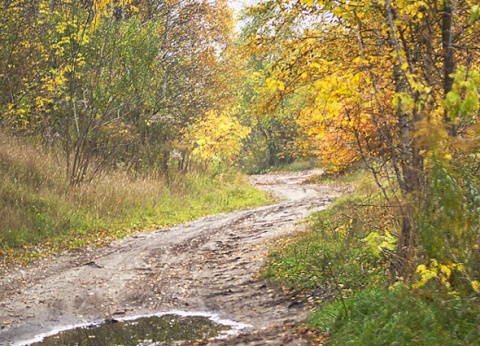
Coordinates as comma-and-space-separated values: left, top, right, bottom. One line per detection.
21, 312, 248, 346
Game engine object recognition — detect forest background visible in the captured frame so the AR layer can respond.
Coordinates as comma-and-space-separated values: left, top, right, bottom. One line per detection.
1, 0, 479, 344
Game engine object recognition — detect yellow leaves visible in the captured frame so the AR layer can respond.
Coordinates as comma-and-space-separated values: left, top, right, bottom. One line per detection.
313, 79, 324, 90
405, 73, 432, 94
471, 280, 480, 293
301, 0, 315, 6
35, 96, 54, 112
362, 230, 397, 258
92, 0, 112, 30
413, 263, 438, 288
394, 0, 429, 21
306, 124, 325, 138
334, 224, 348, 238
331, 6, 344, 18
42, 69, 68, 92
335, 219, 353, 238
91, 0, 136, 30
354, 9, 366, 20
291, 65, 375, 172
129, 5, 139, 14
55, 21, 68, 35
412, 259, 465, 289
38, 1, 50, 16
266, 78, 285, 91
186, 109, 251, 162
341, 119, 355, 128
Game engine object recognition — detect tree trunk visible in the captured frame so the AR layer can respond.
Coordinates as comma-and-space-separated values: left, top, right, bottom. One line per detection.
442, 0, 456, 134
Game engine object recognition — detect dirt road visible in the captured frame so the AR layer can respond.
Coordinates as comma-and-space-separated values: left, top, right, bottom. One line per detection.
0, 170, 346, 345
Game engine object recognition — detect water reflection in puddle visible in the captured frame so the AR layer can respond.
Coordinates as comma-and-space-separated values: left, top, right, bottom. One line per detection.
20, 312, 250, 346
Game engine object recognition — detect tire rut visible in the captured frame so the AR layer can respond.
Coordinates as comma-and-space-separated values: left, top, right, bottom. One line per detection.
0, 170, 348, 345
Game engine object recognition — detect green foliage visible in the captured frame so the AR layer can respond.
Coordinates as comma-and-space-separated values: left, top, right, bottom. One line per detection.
243, 0, 480, 343
308, 286, 480, 346
418, 157, 480, 293
1, 0, 238, 185
445, 67, 480, 122
243, 0, 480, 281
236, 55, 304, 172
471, 5, 480, 25
247, 158, 319, 175
305, 166, 370, 186
263, 178, 389, 294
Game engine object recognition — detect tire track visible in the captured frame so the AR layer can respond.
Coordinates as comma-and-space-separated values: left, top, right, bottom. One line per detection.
0, 170, 347, 345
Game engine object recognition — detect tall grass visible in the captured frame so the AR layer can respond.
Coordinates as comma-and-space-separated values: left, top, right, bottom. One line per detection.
0, 133, 270, 264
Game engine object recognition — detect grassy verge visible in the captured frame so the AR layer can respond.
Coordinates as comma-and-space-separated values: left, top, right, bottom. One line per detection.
308, 286, 480, 345
264, 174, 389, 293
0, 134, 271, 266
262, 171, 480, 345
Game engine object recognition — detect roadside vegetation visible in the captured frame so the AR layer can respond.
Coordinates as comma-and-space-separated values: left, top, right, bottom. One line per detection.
263, 170, 480, 345
243, 0, 479, 344
0, 133, 271, 266
244, 158, 320, 175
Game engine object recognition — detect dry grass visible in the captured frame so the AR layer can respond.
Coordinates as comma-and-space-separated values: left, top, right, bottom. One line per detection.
0, 133, 270, 265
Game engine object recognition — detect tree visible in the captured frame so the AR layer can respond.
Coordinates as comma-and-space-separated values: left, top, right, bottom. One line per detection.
0, 0, 239, 184
242, 0, 480, 281
185, 108, 250, 165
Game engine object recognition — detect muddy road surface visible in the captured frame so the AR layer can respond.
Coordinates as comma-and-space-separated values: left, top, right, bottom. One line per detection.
0, 170, 347, 345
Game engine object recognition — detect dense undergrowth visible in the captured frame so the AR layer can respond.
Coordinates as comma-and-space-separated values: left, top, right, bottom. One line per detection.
263, 170, 480, 345
0, 134, 271, 265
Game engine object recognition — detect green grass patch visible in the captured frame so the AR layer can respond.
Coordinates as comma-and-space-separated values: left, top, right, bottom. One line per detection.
262, 176, 390, 294
0, 134, 272, 266
305, 163, 371, 185
308, 286, 480, 345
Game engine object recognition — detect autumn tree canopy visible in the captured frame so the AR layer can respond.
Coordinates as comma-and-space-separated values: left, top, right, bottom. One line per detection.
0, 0, 241, 184
241, 0, 480, 281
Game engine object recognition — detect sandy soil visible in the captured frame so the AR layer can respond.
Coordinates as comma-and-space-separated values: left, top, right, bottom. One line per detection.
0, 170, 347, 345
